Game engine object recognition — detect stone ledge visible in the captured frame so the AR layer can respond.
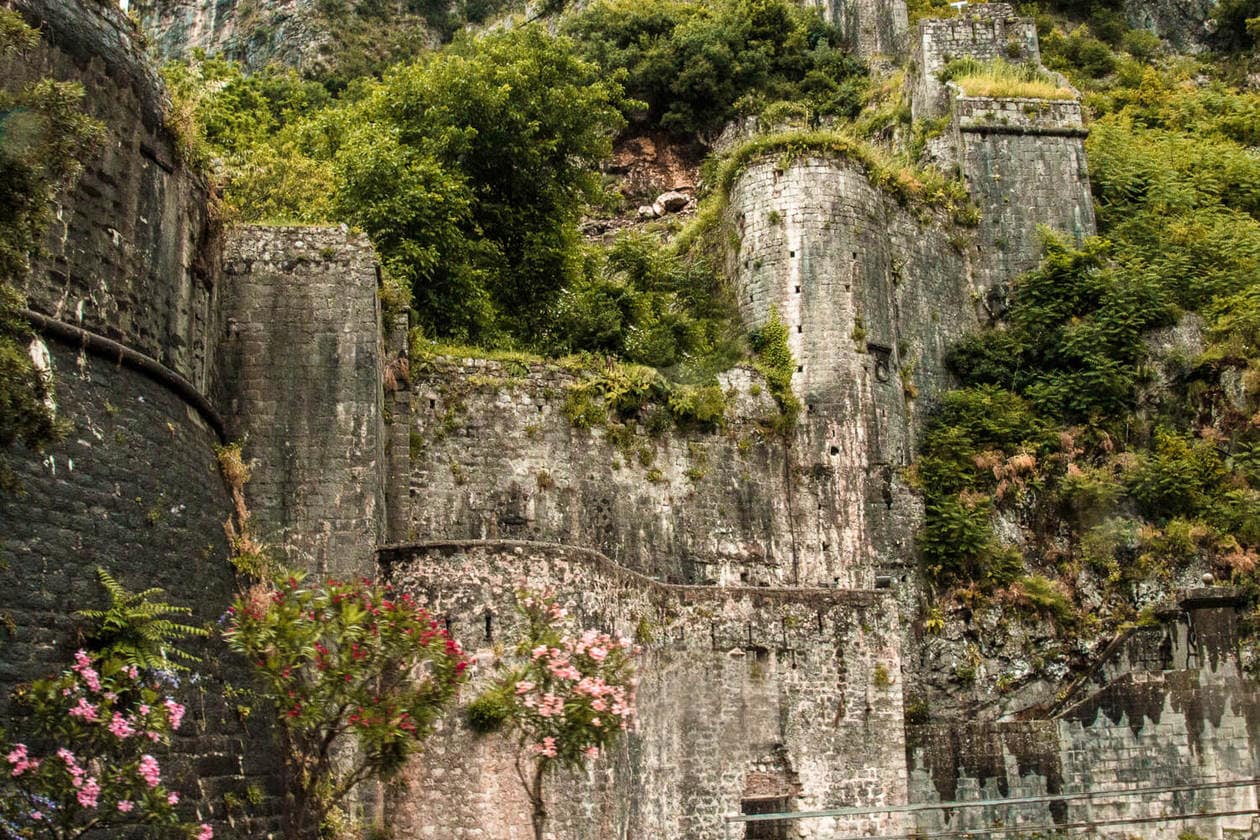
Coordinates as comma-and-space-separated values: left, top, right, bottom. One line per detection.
379, 539, 889, 608
23, 308, 226, 441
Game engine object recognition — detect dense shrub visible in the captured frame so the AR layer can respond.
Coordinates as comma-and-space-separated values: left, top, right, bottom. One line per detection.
562, 0, 867, 134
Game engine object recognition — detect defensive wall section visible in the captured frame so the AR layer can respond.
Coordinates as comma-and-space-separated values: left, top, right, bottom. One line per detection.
3, 0, 1258, 837
0, 0, 281, 832
210, 225, 390, 579
910, 3, 1096, 285
379, 540, 907, 840
907, 590, 1260, 839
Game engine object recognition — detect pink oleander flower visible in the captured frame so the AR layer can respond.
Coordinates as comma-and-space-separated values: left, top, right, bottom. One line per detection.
533, 736, 557, 758
536, 693, 564, 718
514, 681, 535, 695
71, 650, 102, 693
139, 704, 150, 715
198, 823, 214, 840
588, 645, 607, 662
530, 645, 549, 660
108, 712, 136, 739
164, 699, 186, 731
117, 800, 134, 813
69, 697, 99, 722
29, 811, 42, 821
7, 744, 38, 777
584, 746, 599, 759
137, 754, 161, 788
167, 791, 180, 805
77, 777, 100, 809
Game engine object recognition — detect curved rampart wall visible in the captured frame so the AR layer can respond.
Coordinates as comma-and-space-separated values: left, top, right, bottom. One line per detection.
723, 155, 980, 584
8, 0, 219, 388
380, 540, 907, 840
0, 2, 281, 832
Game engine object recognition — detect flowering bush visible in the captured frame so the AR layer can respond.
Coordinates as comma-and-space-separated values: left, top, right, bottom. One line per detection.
0, 651, 210, 839
224, 575, 469, 839
475, 588, 637, 840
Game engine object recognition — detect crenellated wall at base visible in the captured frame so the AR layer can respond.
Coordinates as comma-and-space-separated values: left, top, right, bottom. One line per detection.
380, 540, 907, 840
907, 590, 1260, 840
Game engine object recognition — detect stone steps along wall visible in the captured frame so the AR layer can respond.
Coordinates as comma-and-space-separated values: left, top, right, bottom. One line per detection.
210, 224, 390, 579
379, 540, 908, 840
906, 592, 1260, 840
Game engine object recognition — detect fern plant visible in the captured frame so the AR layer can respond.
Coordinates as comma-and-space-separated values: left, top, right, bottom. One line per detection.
76, 567, 208, 672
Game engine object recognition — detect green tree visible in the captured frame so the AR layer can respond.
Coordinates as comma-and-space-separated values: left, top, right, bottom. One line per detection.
335, 27, 630, 344
224, 576, 469, 840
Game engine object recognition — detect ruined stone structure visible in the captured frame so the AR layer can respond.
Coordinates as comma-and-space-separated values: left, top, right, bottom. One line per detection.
3, 0, 1259, 838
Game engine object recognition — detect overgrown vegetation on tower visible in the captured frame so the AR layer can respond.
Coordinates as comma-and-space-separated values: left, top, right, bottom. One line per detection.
0, 9, 100, 484
913, 6, 1260, 680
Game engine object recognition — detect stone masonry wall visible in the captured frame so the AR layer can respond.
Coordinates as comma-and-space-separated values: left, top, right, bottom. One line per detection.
911, 3, 1040, 120
211, 225, 387, 578
723, 155, 982, 586
0, 344, 283, 837
1, 1, 282, 833
380, 541, 907, 840
956, 99, 1096, 288
409, 350, 924, 590
906, 592, 1260, 839
5, 0, 219, 388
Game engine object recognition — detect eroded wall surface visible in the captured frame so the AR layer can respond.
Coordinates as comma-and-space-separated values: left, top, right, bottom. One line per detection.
955, 98, 1096, 288
907, 592, 1260, 839
381, 541, 906, 840
806, 0, 908, 60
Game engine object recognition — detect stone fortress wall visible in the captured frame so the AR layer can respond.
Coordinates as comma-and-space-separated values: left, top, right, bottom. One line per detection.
908, 590, 1260, 839
2, 0, 1257, 838
380, 541, 907, 840
0, 0, 282, 832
